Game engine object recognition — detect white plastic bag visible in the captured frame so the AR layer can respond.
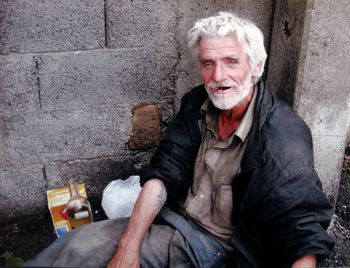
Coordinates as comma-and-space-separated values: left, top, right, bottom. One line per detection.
101, 175, 142, 219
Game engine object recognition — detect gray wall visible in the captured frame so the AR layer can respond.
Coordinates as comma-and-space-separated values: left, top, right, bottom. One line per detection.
0, 0, 273, 218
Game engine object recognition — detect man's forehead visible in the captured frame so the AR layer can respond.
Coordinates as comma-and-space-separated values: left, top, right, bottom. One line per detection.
198, 35, 248, 60
199, 35, 246, 50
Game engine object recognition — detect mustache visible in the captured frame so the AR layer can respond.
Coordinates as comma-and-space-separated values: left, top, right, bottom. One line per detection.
207, 80, 239, 89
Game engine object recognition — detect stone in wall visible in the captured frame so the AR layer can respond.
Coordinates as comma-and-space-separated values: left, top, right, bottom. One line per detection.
0, 55, 39, 114
0, 0, 105, 54
36, 48, 163, 110
106, 0, 177, 48
128, 104, 161, 151
1, 106, 132, 169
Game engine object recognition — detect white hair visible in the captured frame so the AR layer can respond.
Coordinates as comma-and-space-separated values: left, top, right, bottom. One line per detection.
187, 11, 267, 82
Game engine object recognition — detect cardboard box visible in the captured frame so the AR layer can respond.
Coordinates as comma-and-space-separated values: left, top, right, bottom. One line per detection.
47, 183, 88, 237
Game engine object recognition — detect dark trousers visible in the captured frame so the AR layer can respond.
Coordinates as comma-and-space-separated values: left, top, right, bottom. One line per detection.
24, 208, 230, 268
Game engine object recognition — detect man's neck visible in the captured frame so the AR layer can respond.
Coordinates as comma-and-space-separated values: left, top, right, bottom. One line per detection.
218, 85, 254, 140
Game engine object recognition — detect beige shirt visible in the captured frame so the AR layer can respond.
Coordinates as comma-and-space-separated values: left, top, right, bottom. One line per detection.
178, 88, 257, 251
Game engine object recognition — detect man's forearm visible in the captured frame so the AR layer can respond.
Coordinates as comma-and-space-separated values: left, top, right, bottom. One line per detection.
117, 178, 167, 250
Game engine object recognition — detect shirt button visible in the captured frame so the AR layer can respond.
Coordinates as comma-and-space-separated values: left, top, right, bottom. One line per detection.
199, 194, 204, 198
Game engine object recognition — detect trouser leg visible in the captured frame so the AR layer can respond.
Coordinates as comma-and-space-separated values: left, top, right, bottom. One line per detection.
24, 217, 129, 267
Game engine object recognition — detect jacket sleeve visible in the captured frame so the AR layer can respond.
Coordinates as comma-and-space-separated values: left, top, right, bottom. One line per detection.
140, 92, 202, 202
256, 167, 335, 266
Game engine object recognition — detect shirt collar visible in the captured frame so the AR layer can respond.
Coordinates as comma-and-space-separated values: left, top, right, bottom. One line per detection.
234, 86, 257, 142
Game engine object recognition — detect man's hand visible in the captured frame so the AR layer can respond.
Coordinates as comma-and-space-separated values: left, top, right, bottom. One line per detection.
291, 255, 316, 268
107, 179, 167, 268
107, 242, 140, 268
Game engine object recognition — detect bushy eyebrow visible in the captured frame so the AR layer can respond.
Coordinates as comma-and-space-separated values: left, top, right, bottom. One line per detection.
200, 53, 240, 62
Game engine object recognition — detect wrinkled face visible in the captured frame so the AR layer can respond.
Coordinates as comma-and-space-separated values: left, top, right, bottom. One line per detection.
199, 35, 253, 110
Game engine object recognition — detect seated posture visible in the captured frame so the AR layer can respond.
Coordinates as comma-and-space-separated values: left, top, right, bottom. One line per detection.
26, 12, 334, 268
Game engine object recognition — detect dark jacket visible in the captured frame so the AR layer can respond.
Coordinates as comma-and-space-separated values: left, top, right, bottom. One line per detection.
141, 80, 334, 267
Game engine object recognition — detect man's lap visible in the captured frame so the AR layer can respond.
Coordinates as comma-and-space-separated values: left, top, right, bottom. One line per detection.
24, 217, 129, 267
24, 208, 230, 268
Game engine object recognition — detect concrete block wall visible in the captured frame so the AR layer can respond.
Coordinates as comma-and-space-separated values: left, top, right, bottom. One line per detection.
0, 0, 274, 220
0, 0, 179, 218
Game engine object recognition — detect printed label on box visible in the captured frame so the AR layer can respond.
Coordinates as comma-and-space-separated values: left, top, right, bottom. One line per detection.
47, 183, 87, 237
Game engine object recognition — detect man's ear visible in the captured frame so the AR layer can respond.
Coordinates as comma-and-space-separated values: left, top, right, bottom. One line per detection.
251, 63, 262, 78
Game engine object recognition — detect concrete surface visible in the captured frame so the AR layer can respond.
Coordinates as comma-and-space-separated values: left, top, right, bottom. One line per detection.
0, 0, 105, 54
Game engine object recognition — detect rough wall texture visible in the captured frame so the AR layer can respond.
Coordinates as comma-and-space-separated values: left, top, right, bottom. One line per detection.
0, 0, 179, 218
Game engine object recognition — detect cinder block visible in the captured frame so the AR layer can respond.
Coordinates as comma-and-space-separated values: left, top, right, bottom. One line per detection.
1, 106, 132, 168
0, 55, 39, 113
38, 48, 164, 109
0, 165, 47, 218
106, 0, 177, 48
0, 0, 104, 54
128, 104, 161, 151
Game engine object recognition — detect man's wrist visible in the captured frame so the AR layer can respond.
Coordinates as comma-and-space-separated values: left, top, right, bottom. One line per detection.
119, 235, 141, 253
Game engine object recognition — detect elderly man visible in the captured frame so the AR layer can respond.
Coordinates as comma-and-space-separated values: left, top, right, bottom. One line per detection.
26, 12, 334, 268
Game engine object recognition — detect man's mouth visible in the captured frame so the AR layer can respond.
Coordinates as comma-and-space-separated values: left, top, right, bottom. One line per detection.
214, 86, 232, 93
218, 86, 231, 90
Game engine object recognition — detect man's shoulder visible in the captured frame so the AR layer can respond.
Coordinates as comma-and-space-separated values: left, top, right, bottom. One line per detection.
261, 94, 315, 170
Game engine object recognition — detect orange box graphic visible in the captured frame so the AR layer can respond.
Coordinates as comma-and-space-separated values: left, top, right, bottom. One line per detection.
47, 183, 87, 237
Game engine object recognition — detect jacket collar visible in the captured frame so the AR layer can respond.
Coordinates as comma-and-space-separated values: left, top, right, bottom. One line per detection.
240, 79, 272, 173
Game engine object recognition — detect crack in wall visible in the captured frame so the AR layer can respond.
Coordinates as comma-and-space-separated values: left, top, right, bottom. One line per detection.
34, 57, 42, 109
42, 164, 48, 190
104, 0, 108, 48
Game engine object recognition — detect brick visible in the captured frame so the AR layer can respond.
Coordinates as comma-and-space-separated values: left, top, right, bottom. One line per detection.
128, 104, 161, 151
0, 106, 132, 168
106, 0, 177, 48
0, 0, 104, 54
0, 165, 47, 218
38, 48, 163, 109
0, 55, 39, 113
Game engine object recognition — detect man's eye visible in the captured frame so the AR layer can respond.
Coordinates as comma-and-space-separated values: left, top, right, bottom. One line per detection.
227, 59, 238, 66
203, 62, 214, 69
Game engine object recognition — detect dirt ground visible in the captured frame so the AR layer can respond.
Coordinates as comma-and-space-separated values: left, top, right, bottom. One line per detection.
0, 203, 107, 267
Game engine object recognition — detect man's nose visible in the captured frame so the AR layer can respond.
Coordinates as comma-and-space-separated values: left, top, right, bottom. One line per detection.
212, 64, 226, 83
